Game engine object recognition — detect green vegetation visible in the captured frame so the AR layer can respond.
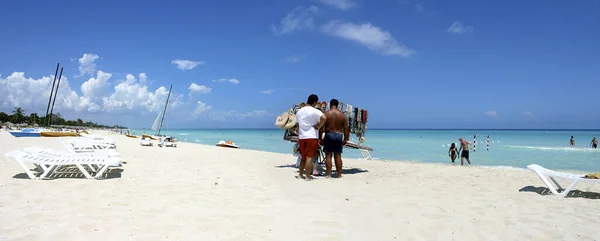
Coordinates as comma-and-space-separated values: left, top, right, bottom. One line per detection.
0, 107, 127, 129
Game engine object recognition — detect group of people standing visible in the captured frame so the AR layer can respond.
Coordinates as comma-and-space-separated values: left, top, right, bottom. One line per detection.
295, 94, 350, 180
570, 136, 598, 149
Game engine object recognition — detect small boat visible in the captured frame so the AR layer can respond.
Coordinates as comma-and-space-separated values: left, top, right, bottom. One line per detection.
9, 128, 42, 137
142, 134, 159, 140
125, 134, 137, 138
216, 140, 239, 149
40, 132, 80, 137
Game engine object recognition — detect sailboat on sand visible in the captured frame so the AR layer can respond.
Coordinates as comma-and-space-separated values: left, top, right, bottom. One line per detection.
143, 84, 179, 147
142, 84, 173, 140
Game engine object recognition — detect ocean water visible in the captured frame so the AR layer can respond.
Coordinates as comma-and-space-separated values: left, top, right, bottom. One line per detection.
131, 129, 600, 172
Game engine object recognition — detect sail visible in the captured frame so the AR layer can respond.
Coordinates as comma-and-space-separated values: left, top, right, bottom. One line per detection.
151, 108, 163, 132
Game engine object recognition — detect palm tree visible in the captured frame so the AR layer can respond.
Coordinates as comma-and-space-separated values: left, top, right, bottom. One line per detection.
0, 112, 8, 123
28, 113, 39, 125
12, 107, 24, 123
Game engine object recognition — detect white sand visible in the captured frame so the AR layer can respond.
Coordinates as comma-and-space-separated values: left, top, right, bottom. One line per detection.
0, 130, 599, 240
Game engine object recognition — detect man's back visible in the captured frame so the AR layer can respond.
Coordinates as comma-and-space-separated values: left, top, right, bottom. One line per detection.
296, 106, 322, 139
324, 109, 346, 133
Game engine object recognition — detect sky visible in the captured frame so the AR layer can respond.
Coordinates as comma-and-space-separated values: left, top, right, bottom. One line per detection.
0, 0, 599, 129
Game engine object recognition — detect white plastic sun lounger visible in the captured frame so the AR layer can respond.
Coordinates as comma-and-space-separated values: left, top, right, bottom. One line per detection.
61, 139, 117, 153
24, 146, 123, 163
5, 150, 121, 180
23, 147, 123, 175
79, 134, 116, 145
527, 164, 600, 197
359, 149, 379, 160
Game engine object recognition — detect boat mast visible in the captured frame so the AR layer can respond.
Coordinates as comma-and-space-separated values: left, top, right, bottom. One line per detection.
157, 84, 172, 136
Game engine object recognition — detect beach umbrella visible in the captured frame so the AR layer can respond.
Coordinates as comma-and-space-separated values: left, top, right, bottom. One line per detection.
5, 122, 14, 126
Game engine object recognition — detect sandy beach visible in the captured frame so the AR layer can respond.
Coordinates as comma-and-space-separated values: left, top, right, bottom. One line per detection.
0, 130, 599, 240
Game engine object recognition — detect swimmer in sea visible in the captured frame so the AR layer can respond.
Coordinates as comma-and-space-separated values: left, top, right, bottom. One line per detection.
590, 137, 598, 149
458, 137, 471, 166
570, 136, 575, 147
448, 143, 458, 163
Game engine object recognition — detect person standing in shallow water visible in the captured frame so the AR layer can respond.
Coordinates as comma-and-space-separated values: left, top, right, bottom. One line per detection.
590, 137, 598, 149
458, 137, 471, 166
570, 136, 575, 147
448, 143, 458, 163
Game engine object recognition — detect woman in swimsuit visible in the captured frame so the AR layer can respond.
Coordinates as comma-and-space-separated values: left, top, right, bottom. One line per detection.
570, 136, 575, 147
448, 143, 458, 163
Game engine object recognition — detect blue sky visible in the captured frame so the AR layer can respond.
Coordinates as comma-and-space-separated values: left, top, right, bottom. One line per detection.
0, 0, 599, 129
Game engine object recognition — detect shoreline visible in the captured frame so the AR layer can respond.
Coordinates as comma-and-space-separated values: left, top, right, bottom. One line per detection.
137, 132, 595, 174
1, 130, 599, 240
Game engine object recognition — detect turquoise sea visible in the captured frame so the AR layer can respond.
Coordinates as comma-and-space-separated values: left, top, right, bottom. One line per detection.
131, 129, 600, 172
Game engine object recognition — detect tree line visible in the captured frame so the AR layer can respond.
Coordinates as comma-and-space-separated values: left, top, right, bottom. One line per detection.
0, 107, 127, 129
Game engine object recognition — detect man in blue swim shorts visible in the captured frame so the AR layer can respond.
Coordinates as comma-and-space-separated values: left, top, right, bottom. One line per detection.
319, 99, 349, 178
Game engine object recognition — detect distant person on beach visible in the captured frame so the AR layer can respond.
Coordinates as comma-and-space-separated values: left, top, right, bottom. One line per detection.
590, 137, 598, 149
296, 94, 327, 180
448, 143, 458, 163
458, 138, 471, 166
319, 98, 349, 178
570, 136, 575, 147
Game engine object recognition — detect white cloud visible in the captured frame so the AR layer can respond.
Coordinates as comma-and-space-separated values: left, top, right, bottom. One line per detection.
321, 20, 415, 57
171, 59, 205, 70
81, 71, 112, 100
400, 0, 427, 13
241, 110, 273, 118
523, 111, 534, 118
0, 71, 104, 113
414, 2, 425, 13
101, 74, 182, 113
484, 111, 498, 118
447, 21, 473, 34
139, 73, 148, 84
271, 6, 319, 35
193, 101, 213, 116
260, 89, 274, 94
318, 0, 357, 10
212, 78, 240, 85
188, 83, 212, 94
78, 53, 100, 76
285, 55, 304, 63
205, 110, 273, 121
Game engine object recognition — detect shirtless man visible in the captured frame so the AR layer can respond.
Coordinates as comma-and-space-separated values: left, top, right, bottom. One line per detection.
458, 137, 471, 166
570, 136, 575, 147
590, 137, 598, 149
319, 99, 349, 178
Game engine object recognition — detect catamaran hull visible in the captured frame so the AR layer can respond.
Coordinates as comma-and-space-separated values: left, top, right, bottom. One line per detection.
40, 132, 79, 137
9, 132, 41, 137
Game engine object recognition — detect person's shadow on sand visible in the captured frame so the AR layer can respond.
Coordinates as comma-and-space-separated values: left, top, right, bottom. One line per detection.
274, 164, 368, 177
519, 185, 600, 199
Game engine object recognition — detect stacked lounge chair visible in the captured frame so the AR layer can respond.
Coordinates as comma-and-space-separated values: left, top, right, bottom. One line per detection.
4, 134, 124, 180
5, 148, 122, 179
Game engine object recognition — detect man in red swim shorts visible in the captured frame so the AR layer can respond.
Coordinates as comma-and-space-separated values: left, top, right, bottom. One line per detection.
296, 94, 327, 180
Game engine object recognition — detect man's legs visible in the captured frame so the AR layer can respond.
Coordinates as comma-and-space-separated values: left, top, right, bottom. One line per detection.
302, 139, 318, 180
304, 155, 313, 180
325, 151, 333, 178
298, 140, 306, 178
334, 153, 343, 178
